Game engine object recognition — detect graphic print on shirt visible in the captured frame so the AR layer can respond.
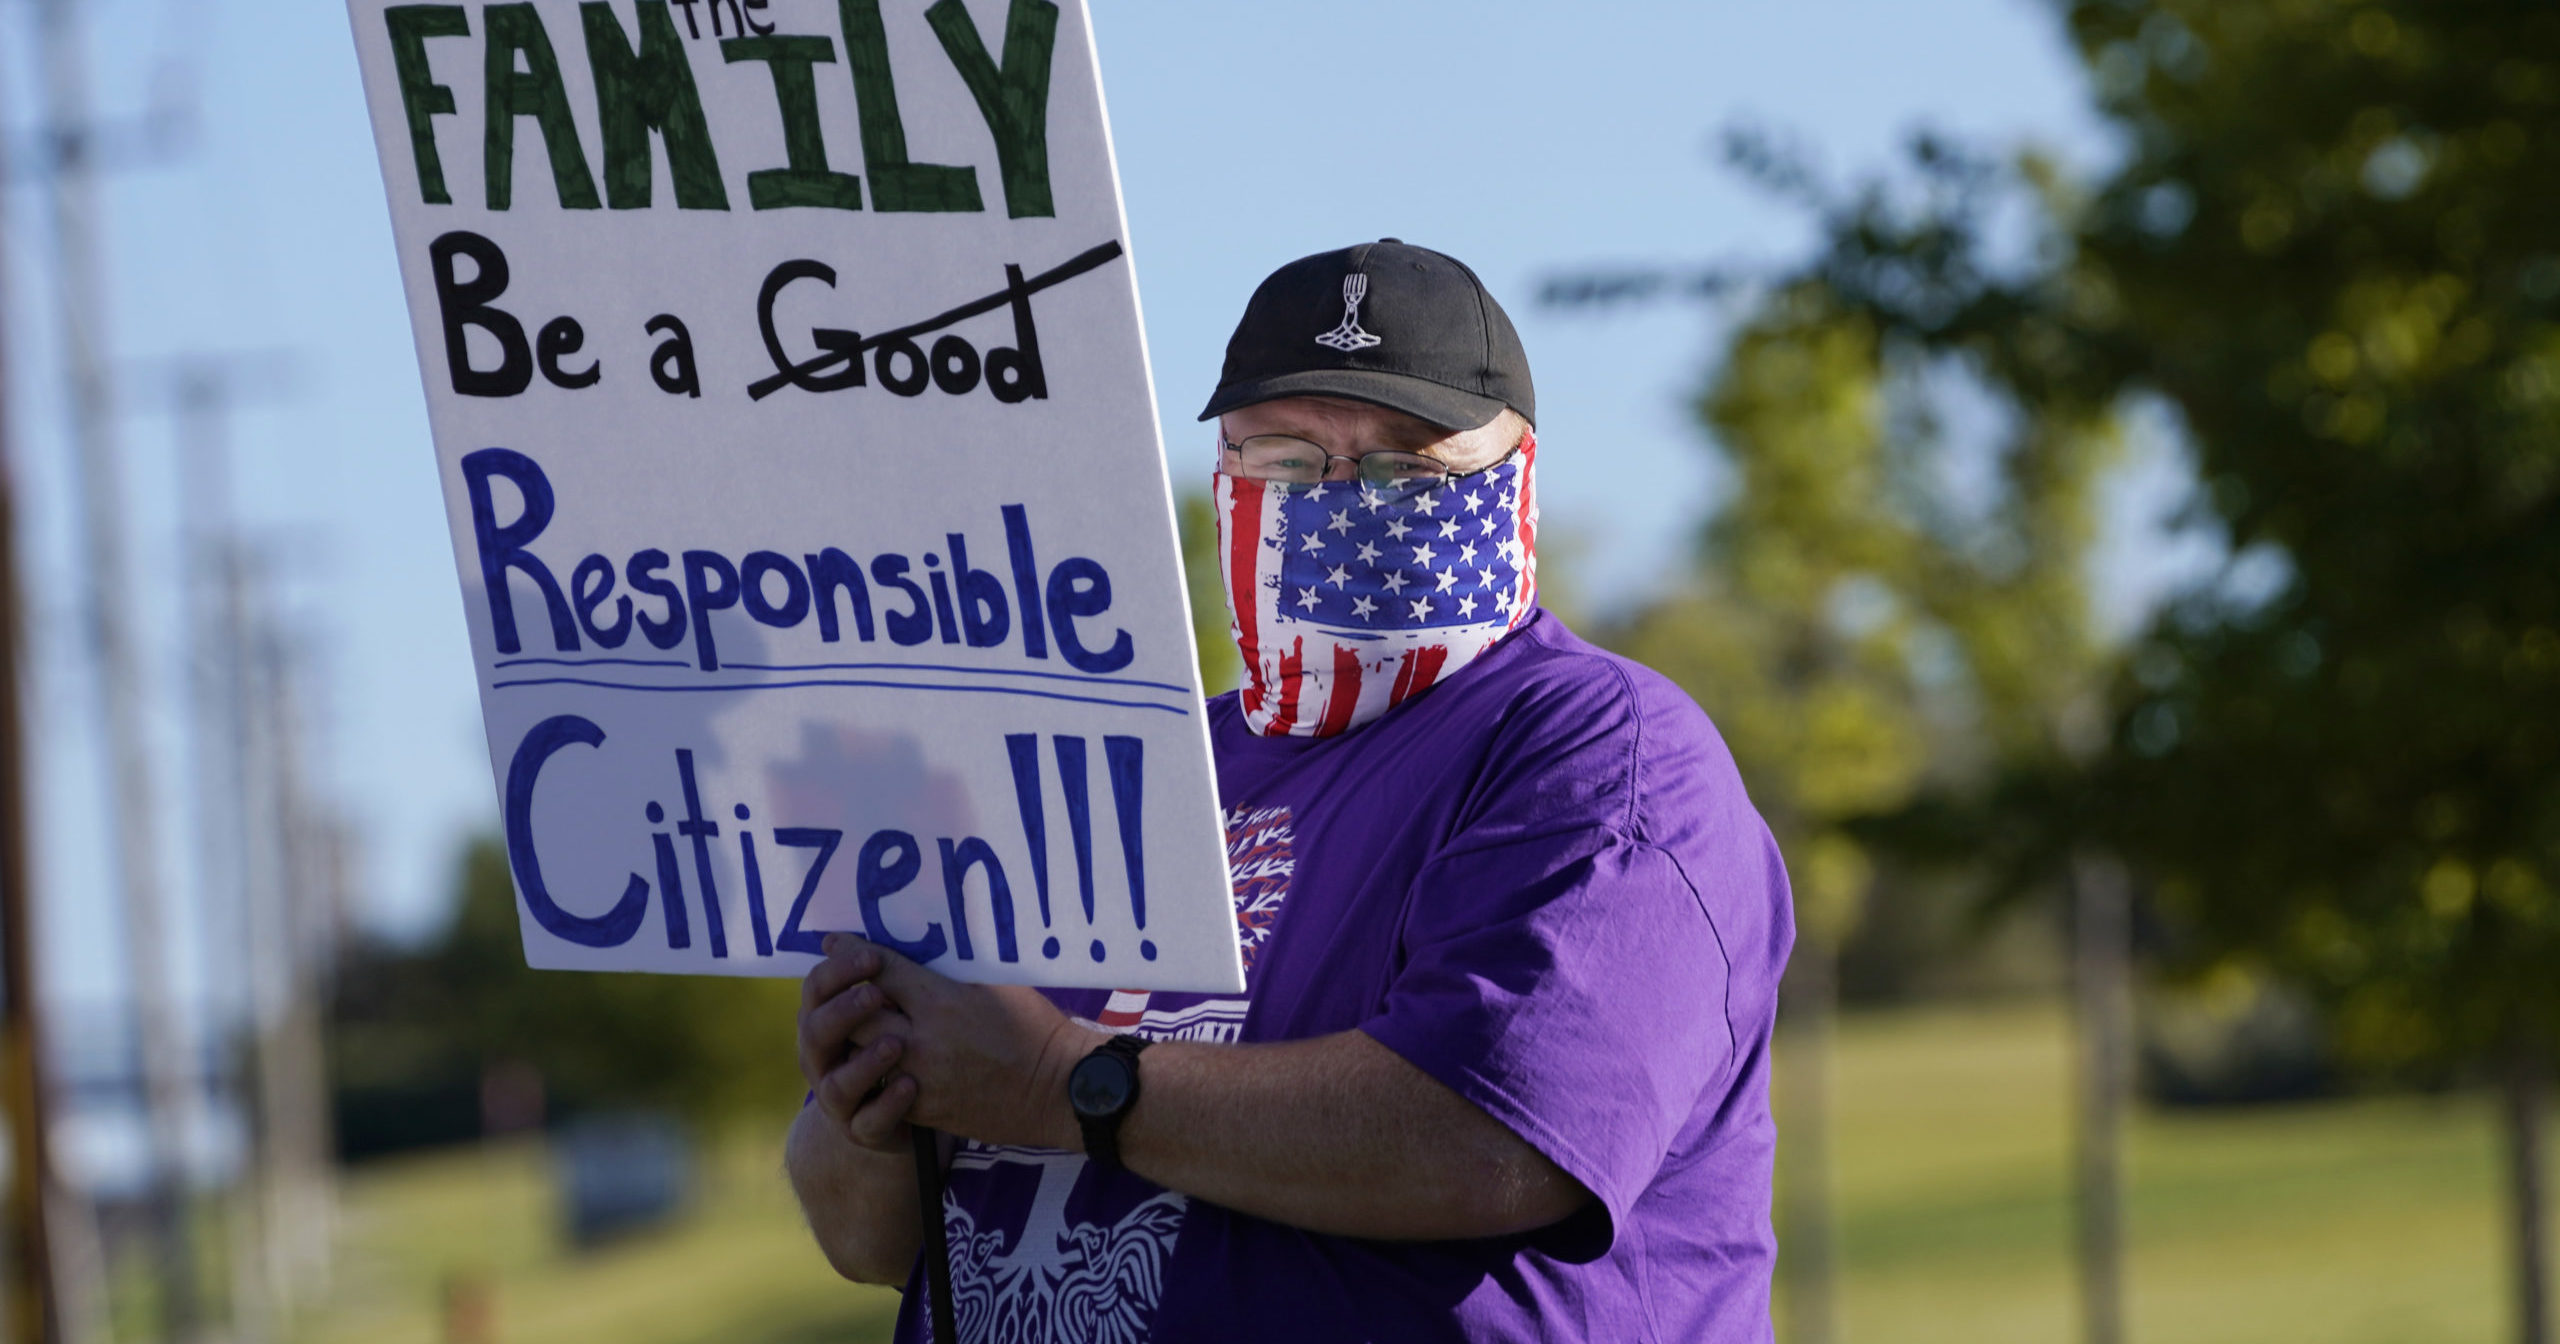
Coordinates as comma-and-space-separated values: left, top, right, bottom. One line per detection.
1092, 804, 1295, 1043
925, 806, 1297, 1344
1225, 804, 1294, 977
939, 1149, 1187, 1344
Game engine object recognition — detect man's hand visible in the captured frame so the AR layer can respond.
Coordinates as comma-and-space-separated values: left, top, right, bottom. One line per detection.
801, 933, 1107, 1151
797, 935, 925, 1154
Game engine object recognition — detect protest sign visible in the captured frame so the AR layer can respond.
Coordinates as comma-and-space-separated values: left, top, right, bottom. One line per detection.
348, 0, 1242, 992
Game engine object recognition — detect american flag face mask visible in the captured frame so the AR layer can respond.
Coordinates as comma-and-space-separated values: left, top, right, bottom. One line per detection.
1214, 430, 1540, 737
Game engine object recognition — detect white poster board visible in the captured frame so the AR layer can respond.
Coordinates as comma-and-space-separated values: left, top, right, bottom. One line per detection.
348, 0, 1241, 992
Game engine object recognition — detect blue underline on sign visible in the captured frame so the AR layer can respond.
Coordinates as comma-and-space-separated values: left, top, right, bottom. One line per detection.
715, 660, 1193, 694
493, 655, 693, 669
486, 674, 1191, 716
486, 655, 1192, 695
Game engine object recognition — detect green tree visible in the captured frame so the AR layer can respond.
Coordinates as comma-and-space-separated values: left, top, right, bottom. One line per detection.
1726, 4, 2560, 1338
333, 837, 806, 1140
1176, 491, 1240, 696
1603, 276, 2113, 1342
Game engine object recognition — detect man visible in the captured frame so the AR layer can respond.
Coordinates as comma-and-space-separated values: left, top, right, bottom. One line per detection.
788, 239, 1793, 1342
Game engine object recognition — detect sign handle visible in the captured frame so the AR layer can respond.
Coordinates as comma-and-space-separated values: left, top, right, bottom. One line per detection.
913, 1126, 958, 1344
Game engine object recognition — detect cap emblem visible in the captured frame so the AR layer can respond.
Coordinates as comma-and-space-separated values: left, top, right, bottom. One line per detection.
1314, 274, 1383, 352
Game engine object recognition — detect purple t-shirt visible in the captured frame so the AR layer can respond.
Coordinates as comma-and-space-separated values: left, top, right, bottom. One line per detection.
893, 610, 1792, 1343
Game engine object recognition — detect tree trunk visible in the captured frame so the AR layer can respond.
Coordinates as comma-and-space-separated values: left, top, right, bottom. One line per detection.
2506, 1041, 2550, 1344
2071, 854, 2132, 1344
1777, 937, 1837, 1344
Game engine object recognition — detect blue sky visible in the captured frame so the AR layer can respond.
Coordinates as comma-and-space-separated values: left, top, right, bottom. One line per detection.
2, 0, 2125, 1011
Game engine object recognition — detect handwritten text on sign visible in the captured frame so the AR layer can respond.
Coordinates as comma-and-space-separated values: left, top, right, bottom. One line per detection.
351, 0, 1242, 991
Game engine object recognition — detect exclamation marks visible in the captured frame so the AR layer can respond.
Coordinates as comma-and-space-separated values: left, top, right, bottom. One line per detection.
1005, 732, 1149, 964
1054, 736, 1101, 963
1005, 733, 1058, 960
1104, 736, 1151, 961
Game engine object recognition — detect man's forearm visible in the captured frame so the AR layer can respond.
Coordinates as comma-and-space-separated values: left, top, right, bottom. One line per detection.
805, 936, 1590, 1246
1102, 1028, 1589, 1241
784, 1104, 924, 1284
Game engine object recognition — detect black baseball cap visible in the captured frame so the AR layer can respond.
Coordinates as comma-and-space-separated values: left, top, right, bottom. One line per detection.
1199, 239, 1535, 431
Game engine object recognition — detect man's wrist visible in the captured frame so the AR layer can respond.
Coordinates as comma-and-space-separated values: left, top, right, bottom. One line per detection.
1068, 1035, 1154, 1170
1034, 1021, 1114, 1151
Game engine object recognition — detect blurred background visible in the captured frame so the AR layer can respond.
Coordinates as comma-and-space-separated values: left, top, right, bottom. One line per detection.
0, 0, 2542, 1341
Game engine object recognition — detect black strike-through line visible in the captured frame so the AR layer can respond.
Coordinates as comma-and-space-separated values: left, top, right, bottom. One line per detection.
748, 239, 1126, 401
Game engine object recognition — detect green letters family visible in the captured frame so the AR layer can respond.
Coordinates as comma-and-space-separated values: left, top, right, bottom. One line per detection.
383, 0, 1059, 216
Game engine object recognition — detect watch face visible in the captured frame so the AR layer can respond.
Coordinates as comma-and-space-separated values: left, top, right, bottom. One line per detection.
1068, 1052, 1136, 1118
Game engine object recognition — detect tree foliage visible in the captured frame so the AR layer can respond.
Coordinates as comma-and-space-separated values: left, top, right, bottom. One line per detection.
1740, 0, 2560, 1077
332, 837, 806, 1139
2069, 0, 2560, 1074
1606, 281, 2113, 955
1176, 491, 1241, 696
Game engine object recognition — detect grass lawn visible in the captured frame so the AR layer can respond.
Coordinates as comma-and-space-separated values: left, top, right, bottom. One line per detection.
296, 1127, 901, 1344
292, 999, 2508, 1343
1821, 999, 2504, 1344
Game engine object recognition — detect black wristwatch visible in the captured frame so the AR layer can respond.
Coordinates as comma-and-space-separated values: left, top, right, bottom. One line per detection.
1067, 1034, 1151, 1170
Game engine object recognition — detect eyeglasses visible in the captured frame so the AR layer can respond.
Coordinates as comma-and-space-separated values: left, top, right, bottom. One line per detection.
1219, 434, 1465, 486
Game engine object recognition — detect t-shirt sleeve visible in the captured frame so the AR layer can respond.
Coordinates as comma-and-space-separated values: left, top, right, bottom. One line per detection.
1358, 829, 1735, 1262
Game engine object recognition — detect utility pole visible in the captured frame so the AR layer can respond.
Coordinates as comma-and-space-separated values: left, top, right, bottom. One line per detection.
158, 359, 333, 1340
243, 583, 337, 1316
35, 0, 200, 1335
173, 365, 268, 1344
0, 486, 59, 1344
0, 159, 62, 1344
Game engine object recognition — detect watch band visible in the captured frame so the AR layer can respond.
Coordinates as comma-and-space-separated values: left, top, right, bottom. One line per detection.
1075, 1034, 1152, 1170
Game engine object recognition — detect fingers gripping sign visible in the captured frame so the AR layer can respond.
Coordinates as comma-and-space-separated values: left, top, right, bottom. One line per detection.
798, 936, 918, 1152
796, 933, 878, 1088
810, 933, 1105, 1153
